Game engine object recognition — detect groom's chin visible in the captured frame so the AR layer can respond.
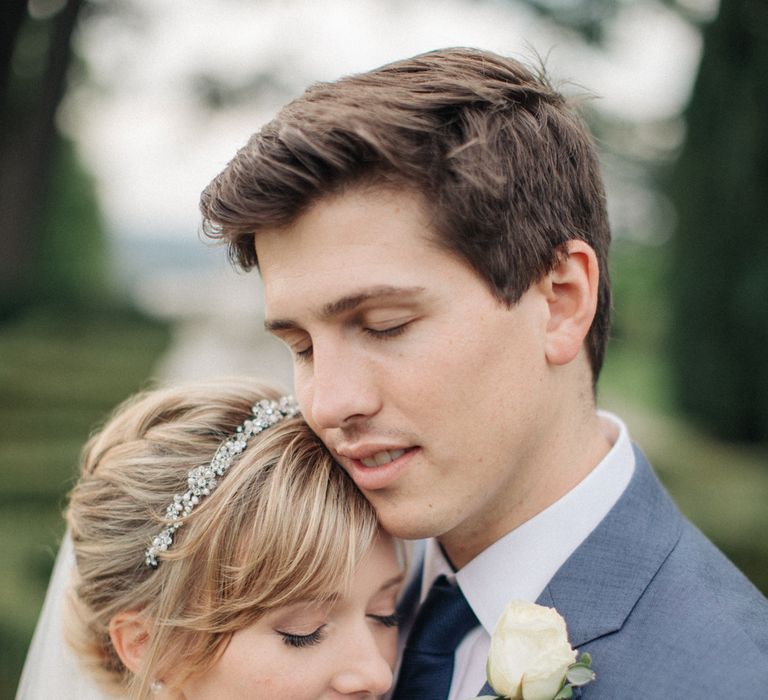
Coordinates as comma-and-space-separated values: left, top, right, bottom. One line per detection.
367, 496, 451, 543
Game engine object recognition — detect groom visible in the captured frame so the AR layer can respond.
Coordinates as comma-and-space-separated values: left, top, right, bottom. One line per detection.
201, 48, 768, 697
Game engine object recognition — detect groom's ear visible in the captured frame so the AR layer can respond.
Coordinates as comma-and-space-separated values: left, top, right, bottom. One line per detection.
538, 239, 599, 366
109, 611, 151, 674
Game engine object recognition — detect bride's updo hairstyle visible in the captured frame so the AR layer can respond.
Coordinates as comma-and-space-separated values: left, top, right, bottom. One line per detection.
66, 378, 377, 699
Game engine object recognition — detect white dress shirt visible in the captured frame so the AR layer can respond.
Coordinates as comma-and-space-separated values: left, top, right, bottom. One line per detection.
415, 411, 635, 700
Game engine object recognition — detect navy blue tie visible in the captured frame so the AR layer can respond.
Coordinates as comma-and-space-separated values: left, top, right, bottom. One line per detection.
391, 575, 480, 700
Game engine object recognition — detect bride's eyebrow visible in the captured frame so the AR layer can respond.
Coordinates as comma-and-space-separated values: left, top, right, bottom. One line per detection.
378, 573, 405, 594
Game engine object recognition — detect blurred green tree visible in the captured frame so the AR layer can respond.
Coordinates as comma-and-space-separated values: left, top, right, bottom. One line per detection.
508, 0, 768, 443
668, 0, 768, 442
0, 0, 107, 319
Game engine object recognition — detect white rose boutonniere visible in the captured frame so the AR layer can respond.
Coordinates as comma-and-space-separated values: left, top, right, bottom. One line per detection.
477, 600, 596, 700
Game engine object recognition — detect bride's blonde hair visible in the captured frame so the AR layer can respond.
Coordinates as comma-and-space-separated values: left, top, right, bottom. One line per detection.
66, 378, 377, 698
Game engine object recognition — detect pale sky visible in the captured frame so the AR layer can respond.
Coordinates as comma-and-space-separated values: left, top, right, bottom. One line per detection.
62, 0, 705, 240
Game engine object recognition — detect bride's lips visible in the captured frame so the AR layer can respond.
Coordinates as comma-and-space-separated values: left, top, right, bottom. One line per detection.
335, 446, 419, 491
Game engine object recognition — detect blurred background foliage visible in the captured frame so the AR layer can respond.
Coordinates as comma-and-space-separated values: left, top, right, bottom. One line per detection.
1, 1, 171, 696
668, 0, 768, 442
1, 0, 767, 696
0, 0, 94, 316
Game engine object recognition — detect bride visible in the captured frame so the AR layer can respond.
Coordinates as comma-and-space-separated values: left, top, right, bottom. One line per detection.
18, 378, 403, 699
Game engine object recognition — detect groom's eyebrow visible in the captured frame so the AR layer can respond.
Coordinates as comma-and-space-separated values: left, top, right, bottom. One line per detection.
264, 285, 425, 332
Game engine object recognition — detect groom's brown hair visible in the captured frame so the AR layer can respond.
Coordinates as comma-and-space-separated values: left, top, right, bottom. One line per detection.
201, 47, 612, 378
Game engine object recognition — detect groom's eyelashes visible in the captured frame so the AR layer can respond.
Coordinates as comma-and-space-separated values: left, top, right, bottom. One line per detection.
293, 327, 411, 362
362, 322, 410, 340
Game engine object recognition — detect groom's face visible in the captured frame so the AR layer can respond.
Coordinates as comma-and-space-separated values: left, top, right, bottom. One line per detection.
257, 187, 554, 563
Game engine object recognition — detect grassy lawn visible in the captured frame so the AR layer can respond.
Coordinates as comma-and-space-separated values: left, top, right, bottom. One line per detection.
0, 305, 170, 699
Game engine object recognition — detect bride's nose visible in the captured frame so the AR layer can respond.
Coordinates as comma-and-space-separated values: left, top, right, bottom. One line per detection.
329, 626, 394, 696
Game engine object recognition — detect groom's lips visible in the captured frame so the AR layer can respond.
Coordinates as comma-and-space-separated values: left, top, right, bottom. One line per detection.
335, 445, 419, 491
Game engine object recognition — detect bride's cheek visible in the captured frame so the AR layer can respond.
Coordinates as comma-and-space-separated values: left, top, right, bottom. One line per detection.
380, 627, 399, 667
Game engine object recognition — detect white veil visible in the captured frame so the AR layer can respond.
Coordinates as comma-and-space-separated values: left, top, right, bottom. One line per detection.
15, 531, 108, 700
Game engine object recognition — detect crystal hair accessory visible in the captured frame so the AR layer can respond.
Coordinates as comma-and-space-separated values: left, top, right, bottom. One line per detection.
144, 396, 300, 568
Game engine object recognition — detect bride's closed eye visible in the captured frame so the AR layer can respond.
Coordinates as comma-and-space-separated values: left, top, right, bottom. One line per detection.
368, 611, 400, 628
277, 624, 327, 648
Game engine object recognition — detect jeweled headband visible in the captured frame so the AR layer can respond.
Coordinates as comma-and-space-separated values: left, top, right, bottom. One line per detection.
145, 396, 300, 568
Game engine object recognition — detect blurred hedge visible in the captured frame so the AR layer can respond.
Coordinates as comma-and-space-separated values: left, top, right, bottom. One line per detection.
0, 304, 170, 699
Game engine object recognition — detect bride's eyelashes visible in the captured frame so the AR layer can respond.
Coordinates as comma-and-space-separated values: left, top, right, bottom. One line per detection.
277, 610, 399, 648
368, 611, 400, 628
277, 624, 327, 648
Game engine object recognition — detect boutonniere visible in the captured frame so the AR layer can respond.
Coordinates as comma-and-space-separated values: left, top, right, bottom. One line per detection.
476, 600, 596, 700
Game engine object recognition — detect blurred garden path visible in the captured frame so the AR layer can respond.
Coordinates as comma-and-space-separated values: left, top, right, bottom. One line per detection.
132, 263, 294, 389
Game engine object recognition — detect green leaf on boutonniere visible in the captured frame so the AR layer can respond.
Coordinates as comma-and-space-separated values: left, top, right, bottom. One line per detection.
565, 651, 596, 688
549, 651, 596, 699
566, 664, 596, 686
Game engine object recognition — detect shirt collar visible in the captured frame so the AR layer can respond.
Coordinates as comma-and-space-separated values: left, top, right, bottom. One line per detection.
421, 411, 635, 634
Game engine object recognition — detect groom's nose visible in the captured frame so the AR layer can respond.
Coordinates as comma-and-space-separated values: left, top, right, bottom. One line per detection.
301, 340, 382, 431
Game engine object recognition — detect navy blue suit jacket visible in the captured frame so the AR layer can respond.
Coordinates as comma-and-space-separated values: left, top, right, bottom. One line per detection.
474, 446, 768, 697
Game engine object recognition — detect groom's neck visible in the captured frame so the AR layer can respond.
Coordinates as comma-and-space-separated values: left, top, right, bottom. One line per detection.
437, 385, 611, 570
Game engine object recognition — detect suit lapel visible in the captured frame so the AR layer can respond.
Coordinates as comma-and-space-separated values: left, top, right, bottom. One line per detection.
536, 446, 683, 647
476, 448, 683, 697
